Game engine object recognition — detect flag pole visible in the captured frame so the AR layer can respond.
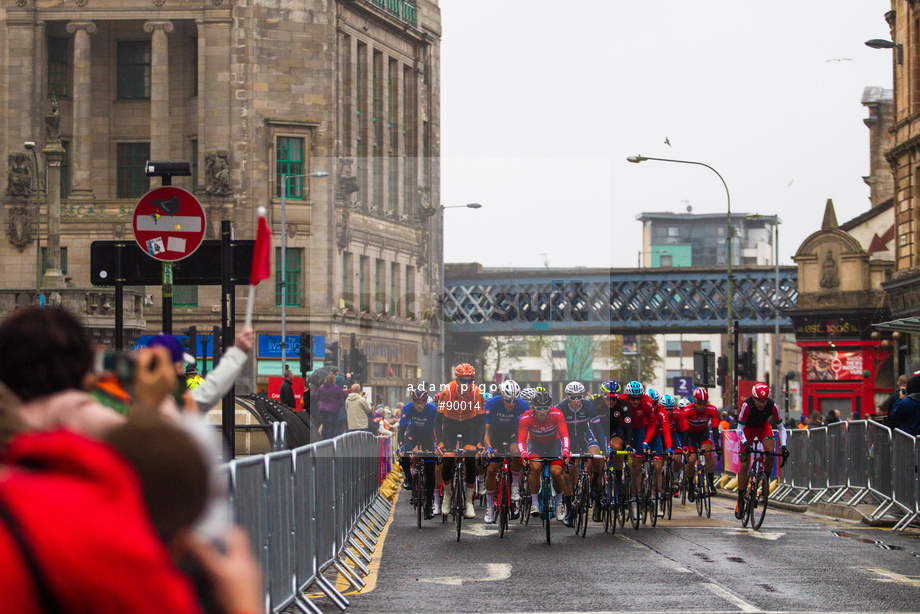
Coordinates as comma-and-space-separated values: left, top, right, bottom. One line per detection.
244, 284, 256, 329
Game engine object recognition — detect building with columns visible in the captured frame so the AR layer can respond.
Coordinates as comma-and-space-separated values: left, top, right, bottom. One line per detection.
0, 0, 443, 404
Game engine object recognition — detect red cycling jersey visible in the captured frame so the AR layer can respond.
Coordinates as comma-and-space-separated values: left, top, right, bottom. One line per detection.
618, 392, 656, 428
644, 406, 673, 449
668, 406, 689, 432
683, 403, 719, 434
517, 408, 570, 456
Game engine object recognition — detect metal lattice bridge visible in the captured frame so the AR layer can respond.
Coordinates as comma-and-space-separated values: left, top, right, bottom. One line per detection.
443, 265, 798, 335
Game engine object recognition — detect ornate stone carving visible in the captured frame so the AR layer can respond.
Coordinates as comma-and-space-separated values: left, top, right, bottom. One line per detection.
65, 21, 97, 35
287, 224, 297, 239
16, 0, 27, 7
46, 97, 61, 145
211, 0, 223, 5
205, 203, 226, 240
417, 223, 429, 269
820, 250, 840, 289
337, 206, 351, 252
205, 150, 232, 197
143, 20, 174, 34
153, 0, 166, 6
7, 205, 34, 252
74, 0, 87, 6
6, 153, 33, 198
417, 185, 436, 218
336, 157, 359, 205
112, 224, 125, 240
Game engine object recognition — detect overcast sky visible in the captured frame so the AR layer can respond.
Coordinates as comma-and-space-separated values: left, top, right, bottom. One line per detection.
439, 1, 894, 270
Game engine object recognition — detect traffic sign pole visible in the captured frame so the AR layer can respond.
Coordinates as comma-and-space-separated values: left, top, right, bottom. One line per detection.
163, 262, 173, 334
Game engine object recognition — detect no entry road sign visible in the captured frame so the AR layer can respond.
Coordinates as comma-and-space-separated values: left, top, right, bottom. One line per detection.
132, 186, 206, 261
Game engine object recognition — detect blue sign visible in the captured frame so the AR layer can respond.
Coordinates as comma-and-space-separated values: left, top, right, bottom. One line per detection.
258, 334, 325, 359
133, 334, 214, 357
673, 376, 693, 398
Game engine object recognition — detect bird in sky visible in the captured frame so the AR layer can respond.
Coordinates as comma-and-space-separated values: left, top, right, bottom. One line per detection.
825, 58, 853, 62
664, 136, 671, 147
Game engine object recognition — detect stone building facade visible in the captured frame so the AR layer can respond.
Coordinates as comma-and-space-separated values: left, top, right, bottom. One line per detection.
0, 0, 443, 400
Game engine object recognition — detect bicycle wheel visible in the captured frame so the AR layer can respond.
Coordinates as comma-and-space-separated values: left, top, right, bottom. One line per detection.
543, 473, 552, 545
603, 472, 613, 534
498, 471, 509, 538
640, 467, 650, 526
618, 472, 627, 528
578, 474, 589, 537
649, 468, 659, 528
751, 472, 769, 530
695, 469, 704, 517
628, 472, 640, 530
704, 483, 711, 518
415, 467, 424, 529
679, 470, 687, 506
453, 469, 464, 541
741, 484, 751, 528
663, 466, 673, 521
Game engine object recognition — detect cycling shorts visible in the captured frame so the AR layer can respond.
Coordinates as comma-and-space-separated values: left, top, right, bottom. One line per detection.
440, 418, 480, 450
488, 430, 519, 461
610, 428, 628, 444
670, 430, 683, 450
645, 434, 664, 456
630, 426, 646, 453
686, 430, 713, 452
526, 439, 564, 467
742, 423, 774, 447
569, 427, 599, 455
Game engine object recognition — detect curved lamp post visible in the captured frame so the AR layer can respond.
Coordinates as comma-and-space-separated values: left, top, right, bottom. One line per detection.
627, 155, 735, 407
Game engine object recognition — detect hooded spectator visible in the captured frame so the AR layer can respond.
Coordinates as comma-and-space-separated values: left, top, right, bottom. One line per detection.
889, 374, 920, 436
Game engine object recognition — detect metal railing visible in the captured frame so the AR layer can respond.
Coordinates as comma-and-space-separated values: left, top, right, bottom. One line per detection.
365, 0, 417, 25
225, 431, 395, 613
772, 420, 919, 532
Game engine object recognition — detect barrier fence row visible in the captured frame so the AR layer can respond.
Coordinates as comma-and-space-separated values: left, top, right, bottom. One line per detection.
773, 420, 919, 532
222, 432, 396, 614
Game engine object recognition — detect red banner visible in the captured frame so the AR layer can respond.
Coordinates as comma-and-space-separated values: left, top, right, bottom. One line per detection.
805, 350, 863, 381
267, 376, 305, 410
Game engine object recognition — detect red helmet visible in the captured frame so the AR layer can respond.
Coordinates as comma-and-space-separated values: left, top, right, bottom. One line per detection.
454, 363, 475, 378
693, 388, 709, 403
752, 383, 770, 400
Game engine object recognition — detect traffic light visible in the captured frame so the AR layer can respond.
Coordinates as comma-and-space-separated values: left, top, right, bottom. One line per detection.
299, 333, 313, 376
354, 349, 368, 384
180, 325, 197, 360
327, 341, 340, 367
693, 349, 715, 388
717, 355, 728, 381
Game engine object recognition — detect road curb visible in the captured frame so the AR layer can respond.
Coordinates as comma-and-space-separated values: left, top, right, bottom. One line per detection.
714, 491, 899, 526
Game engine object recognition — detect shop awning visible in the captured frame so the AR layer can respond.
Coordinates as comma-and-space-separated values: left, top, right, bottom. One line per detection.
873, 316, 920, 334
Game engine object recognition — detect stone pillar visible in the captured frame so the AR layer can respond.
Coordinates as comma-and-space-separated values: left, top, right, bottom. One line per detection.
65, 21, 96, 200
145, 21, 174, 173
42, 100, 66, 288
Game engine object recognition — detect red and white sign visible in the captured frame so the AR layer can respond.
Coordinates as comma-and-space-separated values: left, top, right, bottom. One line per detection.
132, 186, 206, 262
805, 350, 863, 381
268, 376, 306, 411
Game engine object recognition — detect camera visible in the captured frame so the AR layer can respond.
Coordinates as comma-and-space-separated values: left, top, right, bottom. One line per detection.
93, 349, 136, 385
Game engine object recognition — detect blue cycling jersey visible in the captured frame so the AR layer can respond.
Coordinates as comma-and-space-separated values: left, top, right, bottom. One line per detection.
399, 402, 439, 442
484, 396, 528, 431
556, 397, 605, 443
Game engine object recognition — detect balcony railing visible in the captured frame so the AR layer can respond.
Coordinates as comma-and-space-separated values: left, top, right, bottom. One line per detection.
366, 0, 416, 26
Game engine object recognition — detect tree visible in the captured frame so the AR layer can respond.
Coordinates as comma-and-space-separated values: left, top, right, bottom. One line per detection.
602, 335, 662, 384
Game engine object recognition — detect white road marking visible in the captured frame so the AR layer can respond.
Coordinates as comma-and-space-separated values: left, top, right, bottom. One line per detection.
421, 563, 512, 586
724, 528, 785, 540
704, 582, 761, 613
857, 566, 920, 588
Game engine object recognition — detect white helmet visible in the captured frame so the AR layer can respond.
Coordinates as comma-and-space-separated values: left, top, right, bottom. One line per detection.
520, 388, 536, 402
678, 397, 693, 410
499, 379, 521, 402
564, 381, 586, 398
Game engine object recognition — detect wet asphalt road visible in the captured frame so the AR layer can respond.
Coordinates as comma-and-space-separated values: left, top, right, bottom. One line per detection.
315, 491, 920, 614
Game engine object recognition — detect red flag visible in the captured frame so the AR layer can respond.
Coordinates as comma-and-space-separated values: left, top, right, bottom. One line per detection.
250, 210, 272, 285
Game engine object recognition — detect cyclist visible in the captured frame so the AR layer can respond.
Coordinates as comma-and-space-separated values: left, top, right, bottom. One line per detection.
601, 380, 632, 500
668, 397, 691, 493
398, 386, 440, 519
735, 382, 788, 519
618, 381, 656, 500
681, 387, 721, 502
434, 363, 486, 519
518, 390, 570, 520
557, 381, 605, 525
643, 392, 674, 505
482, 379, 527, 524
520, 387, 537, 408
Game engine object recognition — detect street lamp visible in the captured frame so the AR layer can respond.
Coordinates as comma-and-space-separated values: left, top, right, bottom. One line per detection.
279, 170, 329, 372
865, 38, 903, 65
440, 203, 482, 381
627, 154, 735, 407
747, 213, 782, 396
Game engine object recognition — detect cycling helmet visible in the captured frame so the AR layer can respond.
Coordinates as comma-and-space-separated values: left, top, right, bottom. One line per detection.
625, 381, 644, 397
693, 387, 709, 403
752, 382, 770, 400
661, 394, 675, 408
564, 381, 585, 398
454, 363, 475, 378
646, 388, 660, 404
520, 387, 537, 402
534, 386, 548, 394
601, 380, 621, 397
678, 397, 693, 410
411, 386, 428, 403
533, 390, 553, 408
499, 379, 521, 402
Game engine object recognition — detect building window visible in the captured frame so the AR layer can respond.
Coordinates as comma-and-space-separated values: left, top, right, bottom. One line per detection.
405, 264, 415, 316
60, 140, 70, 199
666, 369, 683, 383
666, 340, 682, 357
373, 363, 387, 378
40, 247, 67, 275
276, 137, 304, 199
173, 285, 198, 307
116, 142, 151, 199
342, 251, 353, 309
275, 247, 302, 306
48, 37, 68, 98
391, 262, 400, 316
660, 255, 673, 267
359, 256, 369, 311
375, 258, 385, 313
191, 37, 198, 98
116, 41, 151, 100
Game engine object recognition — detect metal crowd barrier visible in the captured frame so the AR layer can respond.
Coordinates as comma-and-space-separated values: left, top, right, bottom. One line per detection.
772, 419, 919, 531
225, 432, 395, 613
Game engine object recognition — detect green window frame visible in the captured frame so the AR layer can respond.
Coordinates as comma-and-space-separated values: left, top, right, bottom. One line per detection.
173, 285, 198, 307
275, 247, 302, 307
48, 37, 68, 98
276, 137, 304, 199
116, 40, 151, 100
40, 247, 67, 275
60, 140, 70, 199
116, 142, 151, 199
